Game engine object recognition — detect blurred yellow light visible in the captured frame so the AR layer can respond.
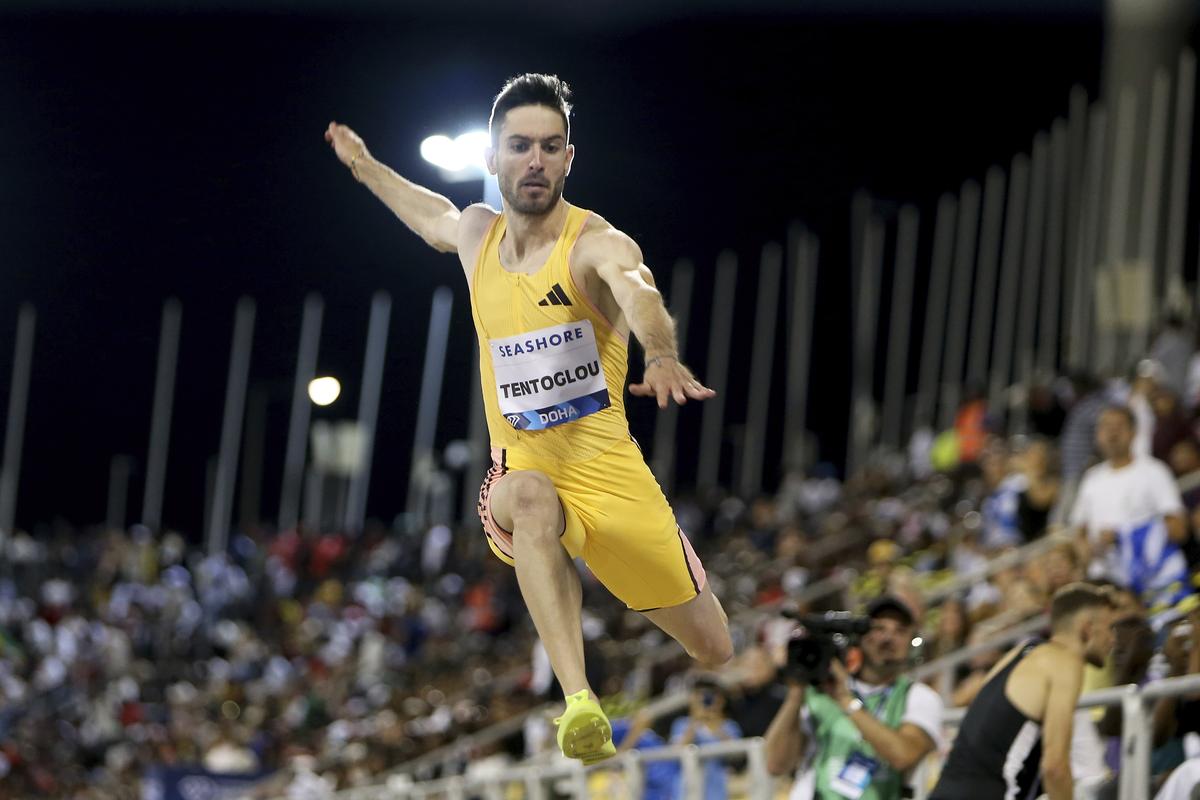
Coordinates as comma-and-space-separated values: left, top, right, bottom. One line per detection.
308, 376, 341, 406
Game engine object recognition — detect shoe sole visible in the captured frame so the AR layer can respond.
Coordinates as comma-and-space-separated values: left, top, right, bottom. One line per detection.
560, 713, 613, 764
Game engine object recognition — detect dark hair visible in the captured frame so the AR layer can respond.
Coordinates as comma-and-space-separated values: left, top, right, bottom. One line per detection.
1050, 583, 1116, 630
489, 73, 573, 145
691, 675, 726, 706
1100, 404, 1136, 430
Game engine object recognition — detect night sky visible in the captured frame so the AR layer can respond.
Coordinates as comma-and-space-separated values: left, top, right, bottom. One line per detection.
0, 3, 1118, 534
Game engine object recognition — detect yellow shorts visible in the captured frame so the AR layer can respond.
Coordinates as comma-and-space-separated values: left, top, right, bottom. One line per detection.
476, 437, 706, 611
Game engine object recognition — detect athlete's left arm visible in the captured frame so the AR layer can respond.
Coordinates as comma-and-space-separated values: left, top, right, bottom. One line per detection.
582, 228, 716, 408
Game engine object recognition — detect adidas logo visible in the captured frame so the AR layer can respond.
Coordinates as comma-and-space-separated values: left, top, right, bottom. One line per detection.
537, 283, 573, 307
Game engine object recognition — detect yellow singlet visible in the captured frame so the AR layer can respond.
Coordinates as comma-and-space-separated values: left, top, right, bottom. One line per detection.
471, 203, 630, 463
470, 203, 707, 611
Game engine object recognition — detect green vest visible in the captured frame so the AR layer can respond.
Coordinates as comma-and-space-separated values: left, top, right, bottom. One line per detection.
805, 676, 912, 800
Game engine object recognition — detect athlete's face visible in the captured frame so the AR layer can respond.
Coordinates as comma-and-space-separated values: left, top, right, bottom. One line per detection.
487, 105, 574, 216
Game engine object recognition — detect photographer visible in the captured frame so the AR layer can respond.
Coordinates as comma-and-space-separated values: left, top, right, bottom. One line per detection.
764, 597, 944, 799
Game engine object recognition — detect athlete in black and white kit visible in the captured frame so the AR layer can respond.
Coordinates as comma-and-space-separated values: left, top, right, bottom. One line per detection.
931, 584, 1115, 800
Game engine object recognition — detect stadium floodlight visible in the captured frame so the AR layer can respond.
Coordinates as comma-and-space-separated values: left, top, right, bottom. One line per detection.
308, 376, 341, 406
420, 128, 502, 209
420, 129, 490, 180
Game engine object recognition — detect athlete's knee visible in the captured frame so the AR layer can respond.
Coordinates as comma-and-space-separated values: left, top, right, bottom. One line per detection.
498, 471, 561, 536
691, 626, 734, 667
503, 470, 557, 513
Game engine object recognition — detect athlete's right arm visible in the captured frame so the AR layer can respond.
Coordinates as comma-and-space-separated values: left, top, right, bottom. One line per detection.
325, 121, 462, 253
764, 684, 807, 776
1040, 654, 1082, 800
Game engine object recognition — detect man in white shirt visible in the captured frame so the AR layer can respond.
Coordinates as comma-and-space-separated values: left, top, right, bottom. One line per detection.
1069, 405, 1186, 580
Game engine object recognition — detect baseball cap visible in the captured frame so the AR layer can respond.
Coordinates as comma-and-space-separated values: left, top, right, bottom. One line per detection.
866, 595, 916, 627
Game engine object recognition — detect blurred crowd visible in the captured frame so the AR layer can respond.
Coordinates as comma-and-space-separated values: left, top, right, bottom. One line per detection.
5, 321, 1200, 797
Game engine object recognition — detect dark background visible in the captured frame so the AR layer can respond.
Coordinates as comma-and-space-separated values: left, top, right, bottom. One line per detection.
0, 2, 1116, 534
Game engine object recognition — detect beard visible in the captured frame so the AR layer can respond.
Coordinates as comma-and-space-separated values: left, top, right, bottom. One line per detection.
501, 173, 565, 216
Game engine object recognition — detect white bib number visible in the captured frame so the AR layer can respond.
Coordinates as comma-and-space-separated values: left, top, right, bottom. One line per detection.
490, 320, 610, 431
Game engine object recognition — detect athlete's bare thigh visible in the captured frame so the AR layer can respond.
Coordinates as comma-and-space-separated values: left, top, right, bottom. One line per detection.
641, 584, 732, 667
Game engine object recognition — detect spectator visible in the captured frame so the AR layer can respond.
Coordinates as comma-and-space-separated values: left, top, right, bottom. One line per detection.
1169, 438, 1200, 508
1152, 387, 1193, 464
1059, 374, 1109, 485
668, 677, 742, 800
1151, 611, 1200, 757
1168, 438, 1200, 570
1015, 438, 1060, 540
1149, 315, 1192, 400
954, 386, 989, 465
728, 646, 790, 738
203, 725, 260, 774
1128, 361, 1163, 459
1028, 382, 1067, 439
612, 711, 674, 800
931, 583, 1118, 800
981, 438, 1060, 548
980, 442, 1023, 549
1096, 613, 1156, 768
1026, 542, 1085, 601
929, 597, 970, 660
1069, 406, 1186, 582
764, 596, 943, 800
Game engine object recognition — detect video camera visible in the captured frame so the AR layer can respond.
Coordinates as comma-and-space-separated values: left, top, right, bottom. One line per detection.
783, 611, 873, 686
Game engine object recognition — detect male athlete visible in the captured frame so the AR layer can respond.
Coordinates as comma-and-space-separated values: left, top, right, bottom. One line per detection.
930, 583, 1116, 800
324, 74, 732, 765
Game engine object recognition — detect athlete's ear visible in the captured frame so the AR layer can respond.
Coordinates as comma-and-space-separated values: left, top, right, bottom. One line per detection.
485, 146, 498, 176
565, 143, 575, 176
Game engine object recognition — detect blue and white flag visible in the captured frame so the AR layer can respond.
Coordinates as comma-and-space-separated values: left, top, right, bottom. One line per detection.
1115, 516, 1192, 608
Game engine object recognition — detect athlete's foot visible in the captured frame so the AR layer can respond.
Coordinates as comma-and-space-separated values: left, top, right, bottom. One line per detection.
554, 690, 616, 765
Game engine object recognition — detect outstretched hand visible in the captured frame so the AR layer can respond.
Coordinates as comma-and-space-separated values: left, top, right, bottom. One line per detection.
324, 121, 368, 168
629, 359, 716, 409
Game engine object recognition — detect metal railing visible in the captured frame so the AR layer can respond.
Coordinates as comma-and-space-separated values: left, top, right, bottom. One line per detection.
334, 674, 1200, 800
393, 690, 692, 783
335, 737, 771, 800
912, 612, 1050, 700
385, 569, 854, 781
926, 673, 1200, 800
921, 531, 1071, 606
356, 529, 1067, 784
351, 516, 1106, 788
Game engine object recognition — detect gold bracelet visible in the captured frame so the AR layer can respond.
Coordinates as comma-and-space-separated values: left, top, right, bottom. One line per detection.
350, 150, 365, 181
645, 355, 678, 369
